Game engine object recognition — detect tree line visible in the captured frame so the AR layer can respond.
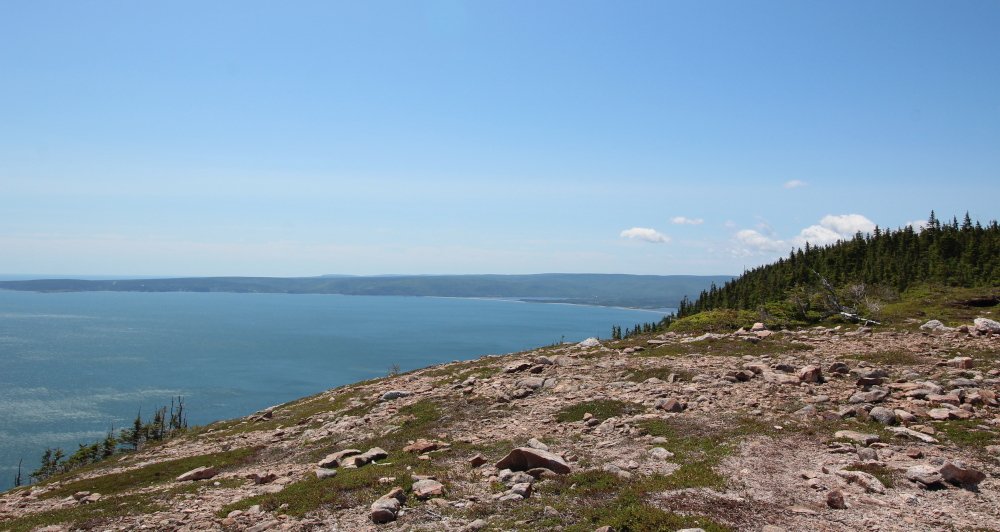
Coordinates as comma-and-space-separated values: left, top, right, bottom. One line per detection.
24, 397, 188, 485
678, 211, 1000, 319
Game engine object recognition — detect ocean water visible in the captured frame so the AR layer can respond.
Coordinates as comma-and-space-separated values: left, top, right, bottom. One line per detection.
0, 290, 666, 489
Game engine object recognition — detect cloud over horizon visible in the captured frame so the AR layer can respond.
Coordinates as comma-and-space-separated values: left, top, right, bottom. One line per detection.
671, 216, 704, 225
620, 227, 670, 243
733, 214, 876, 255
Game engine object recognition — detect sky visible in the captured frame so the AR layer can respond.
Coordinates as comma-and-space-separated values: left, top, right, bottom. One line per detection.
1, 1, 998, 277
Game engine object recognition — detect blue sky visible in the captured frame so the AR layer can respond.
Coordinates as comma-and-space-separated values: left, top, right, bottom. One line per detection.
2, 1, 998, 276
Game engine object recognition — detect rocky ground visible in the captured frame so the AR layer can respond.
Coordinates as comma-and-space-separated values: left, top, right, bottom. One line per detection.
2, 318, 999, 532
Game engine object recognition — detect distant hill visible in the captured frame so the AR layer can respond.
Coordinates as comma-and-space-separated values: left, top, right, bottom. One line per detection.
0, 274, 733, 310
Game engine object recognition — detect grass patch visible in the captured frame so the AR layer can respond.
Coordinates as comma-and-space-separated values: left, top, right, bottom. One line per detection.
499, 470, 729, 532
39, 447, 260, 500
634, 336, 814, 359
555, 400, 644, 423
934, 419, 1000, 449
844, 349, 928, 366
880, 284, 999, 328
219, 449, 446, 518
0, 492, 165, 532
844, 463, 895, 489
623, 366, 692, 383
668, 309, 761, 334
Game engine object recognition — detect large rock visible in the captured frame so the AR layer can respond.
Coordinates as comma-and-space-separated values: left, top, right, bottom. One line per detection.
318, 449, 361, 468
919, 319, 949, 331
412, 479, 445, 499
370, 497, 401, 523
974, 317, 1000, 334
496, 447, 571, 474
834, 430, 880, 445
889, 426, 939, 444
342, 447, 388, 468
940, 462, 986, 489
176, 466, 218, 482
835, 469, 886, 493
380, 390, 412, 402
404, 439, 442, 454
868, 406, 896, 425
849, 388, 889, 404
654, 397, 686, 413
906, 465, 944, 488
947, 357, 974, 369
797, 365, 823, 383
577, 337, 601, 348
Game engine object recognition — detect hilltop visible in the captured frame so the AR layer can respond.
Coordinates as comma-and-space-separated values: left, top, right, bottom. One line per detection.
2, 309, 998, 531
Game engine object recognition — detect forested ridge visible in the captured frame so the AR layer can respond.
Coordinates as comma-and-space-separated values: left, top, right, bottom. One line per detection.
679, 212, 1000, 318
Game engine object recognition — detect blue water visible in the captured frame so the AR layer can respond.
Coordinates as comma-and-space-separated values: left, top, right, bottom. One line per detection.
0, 290, 666, 489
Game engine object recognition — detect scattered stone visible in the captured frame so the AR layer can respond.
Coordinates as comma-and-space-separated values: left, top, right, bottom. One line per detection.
648, 447, 674, 460
974, 317, 1000, 334
404, 439, 442, 454
834, 430, 880, 445
889, 427, 939, 444
835, 469, 886, 493
176, 466, 218, 482
370, 497, 401, 523
654, 397, 686, 412
380, 390, 412, 401
826, 489, 847, 509
947, 357, 974, 369
315, 468, 337, 480
504, 361, 532, 373
849, 388, 889, 404
828, 362, 850, 374
469, 454, 488, 468
496, 447, 571, 474
798, 365, 823, 383
462, 519, 488, 531
907, 464, 944, 488
412, 479, 445, 499
927, 408, 952, 421
868, 406, 896, 425
577, 337, 601, 348
527, 438, 549, 451
939, 462, 986, 489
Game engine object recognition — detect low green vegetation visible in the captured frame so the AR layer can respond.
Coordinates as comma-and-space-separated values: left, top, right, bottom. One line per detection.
218, 449, 442, 517
934, 419, 1000, 449
0, 492, 166, 532
39, 446, 260, 500
623, 366, 692, 383
476, 469, 729, 531
668, 309, 761, 333
555, 400, 644, 423
632, 336, 813, 359
844, 463, 895, 489
844, 349, 928, 366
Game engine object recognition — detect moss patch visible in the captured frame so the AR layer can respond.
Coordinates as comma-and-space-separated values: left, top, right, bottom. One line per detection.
39, 446, 260, 500
555, 400, 644, 423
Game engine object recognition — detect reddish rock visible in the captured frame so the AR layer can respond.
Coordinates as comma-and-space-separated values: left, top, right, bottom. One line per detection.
176, 466, 218, 482
496, 447, 571, 475
826, 489, 847, 509
940, 462, 986, 489
797, 365, 823, 383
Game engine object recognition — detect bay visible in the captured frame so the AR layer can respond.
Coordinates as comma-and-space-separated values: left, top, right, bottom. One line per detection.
0, 290, 667, 489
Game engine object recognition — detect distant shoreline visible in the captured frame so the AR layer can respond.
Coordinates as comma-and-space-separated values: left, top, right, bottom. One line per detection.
0, 273, 727, 311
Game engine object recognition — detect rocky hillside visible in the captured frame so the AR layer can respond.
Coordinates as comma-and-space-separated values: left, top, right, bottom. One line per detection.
2, 317, 1000, 531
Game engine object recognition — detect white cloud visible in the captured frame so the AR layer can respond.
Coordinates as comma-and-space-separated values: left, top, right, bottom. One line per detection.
671, 216, 704, 225
620, 227, 670, 244
732, 213, 876, 255
783, 179, 807, 189
817, 214, 876, 236
905, 219, 928, 232
734, 229, 786, 253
